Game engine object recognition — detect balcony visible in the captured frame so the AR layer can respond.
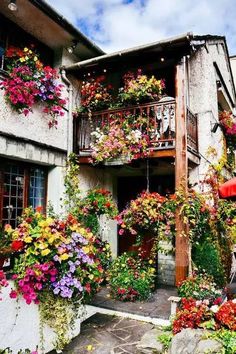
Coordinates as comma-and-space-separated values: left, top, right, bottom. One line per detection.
73, 98, 198, 161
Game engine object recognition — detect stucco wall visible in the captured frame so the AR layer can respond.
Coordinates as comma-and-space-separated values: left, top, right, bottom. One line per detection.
188, 42, 234, 189
79, 166, 118, 256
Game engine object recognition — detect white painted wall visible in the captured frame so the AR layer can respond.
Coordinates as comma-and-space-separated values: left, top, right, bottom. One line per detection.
0, 282, 96, 353
188, 41, 235, 190
79, 166, 118, 256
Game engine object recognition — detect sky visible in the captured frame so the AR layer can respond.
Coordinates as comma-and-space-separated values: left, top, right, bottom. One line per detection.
47, 0, 236, 55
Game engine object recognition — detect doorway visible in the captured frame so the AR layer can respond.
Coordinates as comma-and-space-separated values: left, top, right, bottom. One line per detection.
117, 175, 174, 255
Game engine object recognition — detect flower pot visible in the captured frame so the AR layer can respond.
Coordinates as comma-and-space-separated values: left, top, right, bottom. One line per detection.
103, 155, 130, 166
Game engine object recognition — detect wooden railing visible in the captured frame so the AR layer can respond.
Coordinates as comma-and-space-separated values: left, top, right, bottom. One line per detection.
187, 108, 198, 153
73, 99, 198, 156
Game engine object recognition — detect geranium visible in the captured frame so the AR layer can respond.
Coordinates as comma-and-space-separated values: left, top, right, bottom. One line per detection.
80, 75, 113, 112
172, 298, 212, 334
219, 111, 236, 135
0, 46, 66, 127
118, 69, 165, 105
215, 300, 236, 330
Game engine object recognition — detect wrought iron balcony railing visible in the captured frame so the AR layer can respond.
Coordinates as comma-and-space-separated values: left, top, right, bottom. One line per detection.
73, 99, 198, 156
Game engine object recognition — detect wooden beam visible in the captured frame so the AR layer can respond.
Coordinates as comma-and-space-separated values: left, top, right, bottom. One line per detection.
175, 59, 189, 285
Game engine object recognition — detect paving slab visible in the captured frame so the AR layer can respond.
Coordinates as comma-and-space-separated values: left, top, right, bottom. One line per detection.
91, 285, 177, 320
61, 313, 154, 354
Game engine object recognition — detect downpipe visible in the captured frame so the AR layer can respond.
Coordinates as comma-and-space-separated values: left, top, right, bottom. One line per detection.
60, 68, 73, 156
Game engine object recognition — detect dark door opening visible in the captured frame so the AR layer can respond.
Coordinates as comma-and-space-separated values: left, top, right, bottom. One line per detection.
117, 175, 174, 255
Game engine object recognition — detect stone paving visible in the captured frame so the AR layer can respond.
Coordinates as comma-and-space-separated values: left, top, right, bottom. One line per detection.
90, 285, 177, 320
62, 313, 154, 354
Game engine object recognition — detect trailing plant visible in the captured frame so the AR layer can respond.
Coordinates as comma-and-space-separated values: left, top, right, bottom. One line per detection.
0, 46, 66, 127
64, 153, 81, 211
5, 208, 111, 350
107, 253, 156, 301
116, 191, 176, 241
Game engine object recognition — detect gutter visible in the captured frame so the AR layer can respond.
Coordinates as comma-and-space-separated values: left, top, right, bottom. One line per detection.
64, 32, 194, 72
61, 69, 73, 156
28, 0, 104, 56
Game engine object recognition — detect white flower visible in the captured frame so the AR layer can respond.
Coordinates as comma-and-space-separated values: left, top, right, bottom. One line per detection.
232, 299, 236, 304
210, 305, 219, 313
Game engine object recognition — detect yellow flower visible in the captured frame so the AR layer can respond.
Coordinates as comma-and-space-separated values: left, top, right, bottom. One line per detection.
88, 274, 94, 280
149, 259, 153, 264
23, 47, 29, 52
19, 57, 25, 63
24, 236, 32, 243
86, 345, 93, 351
34, 56, 38, 61
29, 50, 32, 54
41, 248, 50, 256
59, 253, 69, 261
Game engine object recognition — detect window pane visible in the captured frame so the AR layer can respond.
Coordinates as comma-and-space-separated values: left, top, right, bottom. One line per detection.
29, 168, 46, 210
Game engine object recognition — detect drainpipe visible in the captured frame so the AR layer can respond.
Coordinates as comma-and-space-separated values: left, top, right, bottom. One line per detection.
60, 68, 73, 156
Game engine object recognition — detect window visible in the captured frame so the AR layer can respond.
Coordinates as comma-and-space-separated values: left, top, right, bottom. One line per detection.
0, 159, 47, 228
0, 13, 54, 71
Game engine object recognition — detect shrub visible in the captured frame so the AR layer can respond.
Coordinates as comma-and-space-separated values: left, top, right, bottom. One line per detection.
177, 274, 222, 305
107, 253, 156, 301
192, 241, 226, 287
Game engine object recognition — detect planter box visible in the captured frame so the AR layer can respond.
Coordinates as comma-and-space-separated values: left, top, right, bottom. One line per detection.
0, 282, 96, 353
103, 156, 130, 166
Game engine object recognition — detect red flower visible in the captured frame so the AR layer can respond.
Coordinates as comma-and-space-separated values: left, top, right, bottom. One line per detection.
35, 206, 43, 213
11, 240, 24, 251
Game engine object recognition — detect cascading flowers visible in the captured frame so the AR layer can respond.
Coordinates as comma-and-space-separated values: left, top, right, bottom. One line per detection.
4, 208, 111, 350
0, 46, 66, 127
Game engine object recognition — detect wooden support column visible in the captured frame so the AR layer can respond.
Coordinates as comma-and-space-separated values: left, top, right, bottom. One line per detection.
175, 58, 189, 285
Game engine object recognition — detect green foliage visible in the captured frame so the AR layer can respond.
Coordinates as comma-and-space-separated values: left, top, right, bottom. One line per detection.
207, 329, 236, 354
108, 253, 156, 301
177, 274, 222, 303
64, 153, 80, 211
192, 242, 226, 287
158, 333, 173, 350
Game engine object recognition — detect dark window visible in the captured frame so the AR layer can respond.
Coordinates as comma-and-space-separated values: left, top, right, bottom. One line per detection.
0, 160, 47, 227
0, 13, 54, 70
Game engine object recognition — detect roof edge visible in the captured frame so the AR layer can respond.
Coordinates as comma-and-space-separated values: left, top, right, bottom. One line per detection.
64, 32, 193, 72
28, 0, 104, 56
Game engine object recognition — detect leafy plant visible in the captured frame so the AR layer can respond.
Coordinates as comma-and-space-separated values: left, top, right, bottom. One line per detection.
208, 329, 236, 354
192, 242, 226, 287
158, 333, 173, 350
107, 253, 156, 301
177, 274, 222, 305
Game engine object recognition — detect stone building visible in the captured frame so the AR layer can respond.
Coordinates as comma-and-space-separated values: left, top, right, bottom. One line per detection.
0, 0, 103, 224
63, 33, 236, 285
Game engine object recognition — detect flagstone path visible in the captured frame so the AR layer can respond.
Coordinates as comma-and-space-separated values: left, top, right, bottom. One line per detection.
61, 313, 154, 354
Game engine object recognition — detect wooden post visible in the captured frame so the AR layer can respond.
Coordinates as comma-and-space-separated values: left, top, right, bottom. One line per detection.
175, 58, 189, 285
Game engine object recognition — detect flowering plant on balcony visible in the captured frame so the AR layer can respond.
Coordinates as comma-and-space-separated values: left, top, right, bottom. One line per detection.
219, 111, 236, 135
80, 75, 113, 112
0, 46, 66, 128
118, 69, 165, 105
90, 115, 152, 163
5, 207, 111, 350
116, 191, 176, 240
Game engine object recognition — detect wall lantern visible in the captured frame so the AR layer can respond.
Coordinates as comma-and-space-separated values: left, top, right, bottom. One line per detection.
8, 0, 18, 11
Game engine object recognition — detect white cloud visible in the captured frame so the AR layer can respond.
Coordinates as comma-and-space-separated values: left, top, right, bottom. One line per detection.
47, 0, 236, 54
